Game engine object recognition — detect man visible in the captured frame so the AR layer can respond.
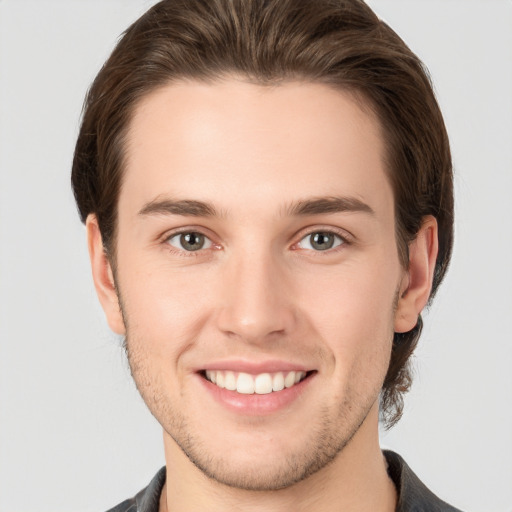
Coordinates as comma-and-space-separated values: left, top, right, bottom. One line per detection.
71, 0, 461, 510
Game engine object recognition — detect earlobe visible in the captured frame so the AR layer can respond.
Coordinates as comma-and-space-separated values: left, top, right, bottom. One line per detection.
394, 216, 438, 333
86, 214, 126, 335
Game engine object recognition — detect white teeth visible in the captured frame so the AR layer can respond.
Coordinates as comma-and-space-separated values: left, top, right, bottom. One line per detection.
236, 372, 255, 394
284, 371, 296, 388
224, 371, 236, 391
254, 373, 273, 394
205, 370, 307, 394
272, 372, 285, 391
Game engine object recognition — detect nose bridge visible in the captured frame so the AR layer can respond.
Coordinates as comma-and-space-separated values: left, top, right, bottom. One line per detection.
216, 244, 294, 342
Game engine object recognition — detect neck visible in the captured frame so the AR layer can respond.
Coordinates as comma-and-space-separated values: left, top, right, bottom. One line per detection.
161, 405, 396, 512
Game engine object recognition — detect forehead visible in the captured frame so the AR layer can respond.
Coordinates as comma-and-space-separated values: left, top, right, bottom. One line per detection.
122, 78, 392, 219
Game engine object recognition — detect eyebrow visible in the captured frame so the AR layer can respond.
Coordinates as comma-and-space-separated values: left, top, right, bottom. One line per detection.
285, 196, 375, 216
139, 198, 218, 217
138, 195, 374, 218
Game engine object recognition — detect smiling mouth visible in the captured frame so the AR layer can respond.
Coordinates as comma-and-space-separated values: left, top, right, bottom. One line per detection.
201, 370, 313, 395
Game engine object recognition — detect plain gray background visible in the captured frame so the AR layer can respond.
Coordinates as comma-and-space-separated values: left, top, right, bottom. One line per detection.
0, 1, 511, 511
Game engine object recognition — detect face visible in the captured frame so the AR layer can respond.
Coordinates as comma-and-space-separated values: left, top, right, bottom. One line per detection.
94, 79, 418, 490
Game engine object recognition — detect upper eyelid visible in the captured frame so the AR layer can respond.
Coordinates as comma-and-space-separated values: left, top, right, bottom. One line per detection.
161, 226, 216, 242
293, 225, 354, 244
166, 231, 212, 243
300, 231, 345, 243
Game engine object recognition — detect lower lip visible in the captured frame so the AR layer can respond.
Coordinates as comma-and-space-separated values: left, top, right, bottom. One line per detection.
197, 373, 315, 415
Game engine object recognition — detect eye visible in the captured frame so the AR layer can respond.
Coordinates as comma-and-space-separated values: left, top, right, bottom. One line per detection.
167, 232, 213, 252
297, 231, 345, 251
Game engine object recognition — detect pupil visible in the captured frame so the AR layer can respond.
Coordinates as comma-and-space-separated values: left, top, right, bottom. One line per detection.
181, 233, 204, 251
312, 232, 334, 250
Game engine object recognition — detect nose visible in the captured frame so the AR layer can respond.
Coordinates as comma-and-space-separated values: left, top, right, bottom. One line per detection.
216, 248, 296, 344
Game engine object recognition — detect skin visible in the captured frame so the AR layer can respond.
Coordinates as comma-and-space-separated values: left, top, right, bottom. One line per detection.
87, 78, 437, 512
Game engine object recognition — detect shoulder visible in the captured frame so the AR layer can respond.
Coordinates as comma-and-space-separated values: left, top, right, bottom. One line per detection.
105, 467, 166, 512
105, 497, 137, 512
384, 450, 463, 512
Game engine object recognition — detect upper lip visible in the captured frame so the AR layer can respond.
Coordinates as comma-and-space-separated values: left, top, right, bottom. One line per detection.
198, 360, 313, 374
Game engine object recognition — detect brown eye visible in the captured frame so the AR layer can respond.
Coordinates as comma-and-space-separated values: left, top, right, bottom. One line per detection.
167, 232, 212, 252
298, 232, 344, 251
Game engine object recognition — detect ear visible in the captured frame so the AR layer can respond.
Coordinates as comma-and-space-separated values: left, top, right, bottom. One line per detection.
394, 215, 439, 333
86, 214, 126, 335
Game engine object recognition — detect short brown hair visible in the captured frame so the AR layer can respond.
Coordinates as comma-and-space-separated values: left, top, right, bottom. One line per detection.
72, 0, 453, 427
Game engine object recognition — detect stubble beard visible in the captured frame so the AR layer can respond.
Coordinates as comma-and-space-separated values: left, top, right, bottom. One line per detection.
113, 274, 395, 492
124, 332, 381, 492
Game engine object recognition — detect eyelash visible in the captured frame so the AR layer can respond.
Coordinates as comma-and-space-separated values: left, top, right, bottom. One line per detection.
163, 229, 218, 258
162, 227, 352, 256
293, 230, 348, 253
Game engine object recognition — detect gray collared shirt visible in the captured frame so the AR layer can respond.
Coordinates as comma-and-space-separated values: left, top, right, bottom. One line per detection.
106, 450, 463, 512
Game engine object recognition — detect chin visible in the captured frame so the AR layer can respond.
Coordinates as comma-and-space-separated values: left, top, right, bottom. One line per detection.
162, 403, 368, 492
179, 437, 340, 491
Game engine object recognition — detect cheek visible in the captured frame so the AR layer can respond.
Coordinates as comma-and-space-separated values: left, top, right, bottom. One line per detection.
297, 259, 399, 335
118, 265, 216, 400
294, 258, 398, 382
116, 254, 215, 352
